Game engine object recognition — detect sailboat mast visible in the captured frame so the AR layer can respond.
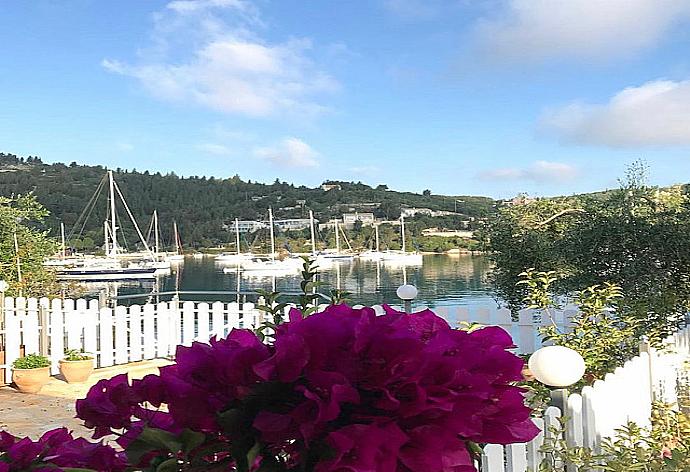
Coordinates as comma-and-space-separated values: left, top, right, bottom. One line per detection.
153, 210, 160, 257
104, 220, 110, 256
173, 221, 181, 255
400, 216, 406, 253
375, 224, 380, 252
268, 208, 276, 261
235, 218, 241, 255
309, 210, 316, 256
108, 170, 118, 257
60, 222, 66, 260
335, 219, 341, 253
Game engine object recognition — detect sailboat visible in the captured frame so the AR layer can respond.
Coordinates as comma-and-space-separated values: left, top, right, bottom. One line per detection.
315, 217, 355, 263
380, 215, 423, 266
56, 171, 158, 281
359, 224, 385, 261
225, 209, 299, 276
166, 221, 185, 262
216, 218, 254, 264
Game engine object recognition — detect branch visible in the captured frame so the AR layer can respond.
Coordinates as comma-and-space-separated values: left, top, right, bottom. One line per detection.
536, 208, 586, 226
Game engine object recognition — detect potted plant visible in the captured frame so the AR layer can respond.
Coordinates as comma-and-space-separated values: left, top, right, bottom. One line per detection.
59, 349, 94, 383
12, 354, 52, 393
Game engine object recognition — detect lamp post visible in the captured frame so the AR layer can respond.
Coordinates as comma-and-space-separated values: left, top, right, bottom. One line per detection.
396, 284, 418, 314
528, 345, 586, 413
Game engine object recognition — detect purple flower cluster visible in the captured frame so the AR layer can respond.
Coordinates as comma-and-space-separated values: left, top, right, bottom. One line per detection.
0, 428, 126, 471
72, 304, 538, 471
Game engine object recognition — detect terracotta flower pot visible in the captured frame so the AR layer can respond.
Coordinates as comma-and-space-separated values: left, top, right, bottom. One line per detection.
12, 367, 51, 394
59, 358, 95, 383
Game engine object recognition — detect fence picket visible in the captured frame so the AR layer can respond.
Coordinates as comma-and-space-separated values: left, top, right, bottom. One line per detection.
84, 300, 98, 360
481, 444, 505, 472
228, 302, 240, 330
211, 302, 224, 338
129, 305, 142, 362
526, 417, 545, 470
99, 307, 114, 367
4, 298, 19, 379
143, 303, 156, 359
49, 299, 64, 374
64, 299, 81, 351
506, 443, 527, 472
197, 303, 210, 342
24, 298, 40, 355
182, 301, 195, 346
114, 306, 129, 365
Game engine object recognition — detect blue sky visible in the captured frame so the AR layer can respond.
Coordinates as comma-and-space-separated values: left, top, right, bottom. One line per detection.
2, 0, 690, 198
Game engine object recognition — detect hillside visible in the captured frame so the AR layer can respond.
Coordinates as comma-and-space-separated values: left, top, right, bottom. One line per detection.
0, 152, 496, 250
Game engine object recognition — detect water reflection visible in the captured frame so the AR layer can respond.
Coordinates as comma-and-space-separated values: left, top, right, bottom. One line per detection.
76, 255, 496, 308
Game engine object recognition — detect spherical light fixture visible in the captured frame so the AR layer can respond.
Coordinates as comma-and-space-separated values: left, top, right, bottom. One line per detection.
396, 284, 418, 301
528, 345, 586, 388
0, 280, 8, 293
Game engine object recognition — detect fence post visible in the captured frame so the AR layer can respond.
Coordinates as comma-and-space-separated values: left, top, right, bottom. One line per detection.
38, 304, 49, 357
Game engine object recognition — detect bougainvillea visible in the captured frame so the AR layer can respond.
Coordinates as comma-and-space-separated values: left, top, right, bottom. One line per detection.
1, 304, 539, 471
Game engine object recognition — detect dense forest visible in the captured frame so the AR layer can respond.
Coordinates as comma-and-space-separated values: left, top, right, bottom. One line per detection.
0, 152, 495, 251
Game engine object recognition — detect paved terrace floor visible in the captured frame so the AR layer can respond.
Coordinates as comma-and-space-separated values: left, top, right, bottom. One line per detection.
0, 359, 172, 439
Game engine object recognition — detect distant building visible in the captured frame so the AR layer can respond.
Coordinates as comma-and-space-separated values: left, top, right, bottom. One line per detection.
422, 228, 474, 238
342, 212, 375, 228
274, 218, 313, 232
401, 207, 460, 218
321, 183, 341, 191
227, 220, 267, 233
251, 195, 266, 202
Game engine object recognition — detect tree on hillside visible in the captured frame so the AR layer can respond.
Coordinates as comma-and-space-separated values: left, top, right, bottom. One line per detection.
486, 162, 690, 342
0, 194, 58, 296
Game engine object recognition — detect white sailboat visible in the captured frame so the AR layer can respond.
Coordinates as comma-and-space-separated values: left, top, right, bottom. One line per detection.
57, 171, 158, 281
216, 218, 254, 264
381, 215, 423, 266
167, 221, 185, 262
226, 209, 299, 275
359, 224, 385, 261
316, 217, 355, 264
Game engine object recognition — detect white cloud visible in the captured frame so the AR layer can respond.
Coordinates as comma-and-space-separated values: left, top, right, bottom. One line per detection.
197, 142, 233, 155
479, 160, 579, 182
254, 137, 320, 168
102, 1, 338, 118
542, 79, 690, 147
475, 0, 690, 62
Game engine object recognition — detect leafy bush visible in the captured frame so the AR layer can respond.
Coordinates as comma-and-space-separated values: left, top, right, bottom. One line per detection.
518, 269, 638, 385
63, 349, 93, 361
12, 353, 51, 369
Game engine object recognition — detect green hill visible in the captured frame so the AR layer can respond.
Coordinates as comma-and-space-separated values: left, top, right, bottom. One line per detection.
0, 152, 495, 251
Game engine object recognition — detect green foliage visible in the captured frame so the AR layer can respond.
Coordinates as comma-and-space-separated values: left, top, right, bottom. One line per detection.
0, 152, 494, 252
296, 256, 323, 316
63, 349, 93, 361
487, 162, 690, 344
518, 270, 638, 384
12, 353, 51, 369
0, 193, 59, 296
536, 403, 690, 471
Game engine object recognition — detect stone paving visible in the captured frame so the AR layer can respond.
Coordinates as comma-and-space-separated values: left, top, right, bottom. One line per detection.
0, 358, 171, 439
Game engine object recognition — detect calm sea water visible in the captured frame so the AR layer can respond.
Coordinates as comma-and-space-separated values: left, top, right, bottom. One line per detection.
89, 254, 498, 308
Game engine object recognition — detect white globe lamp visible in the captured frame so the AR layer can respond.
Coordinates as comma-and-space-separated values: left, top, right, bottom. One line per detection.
528, 346, 586, 387
396, 284, 418, 313
528, 345, 586, 413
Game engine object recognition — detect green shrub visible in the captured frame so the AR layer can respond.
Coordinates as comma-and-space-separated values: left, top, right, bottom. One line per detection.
63, 349, 92, 361
12, 354, 51, 369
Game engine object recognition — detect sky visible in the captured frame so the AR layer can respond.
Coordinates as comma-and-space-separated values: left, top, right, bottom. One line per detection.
2, 1, 690, 198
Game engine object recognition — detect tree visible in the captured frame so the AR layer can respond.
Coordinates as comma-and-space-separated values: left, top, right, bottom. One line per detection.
0, 194, 58, 296
486, 162, 690, 342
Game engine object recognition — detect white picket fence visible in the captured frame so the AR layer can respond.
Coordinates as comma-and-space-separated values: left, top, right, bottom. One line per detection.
0, 297, 265, 378
0, 297, 573, 381
480, 325, 690, 471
